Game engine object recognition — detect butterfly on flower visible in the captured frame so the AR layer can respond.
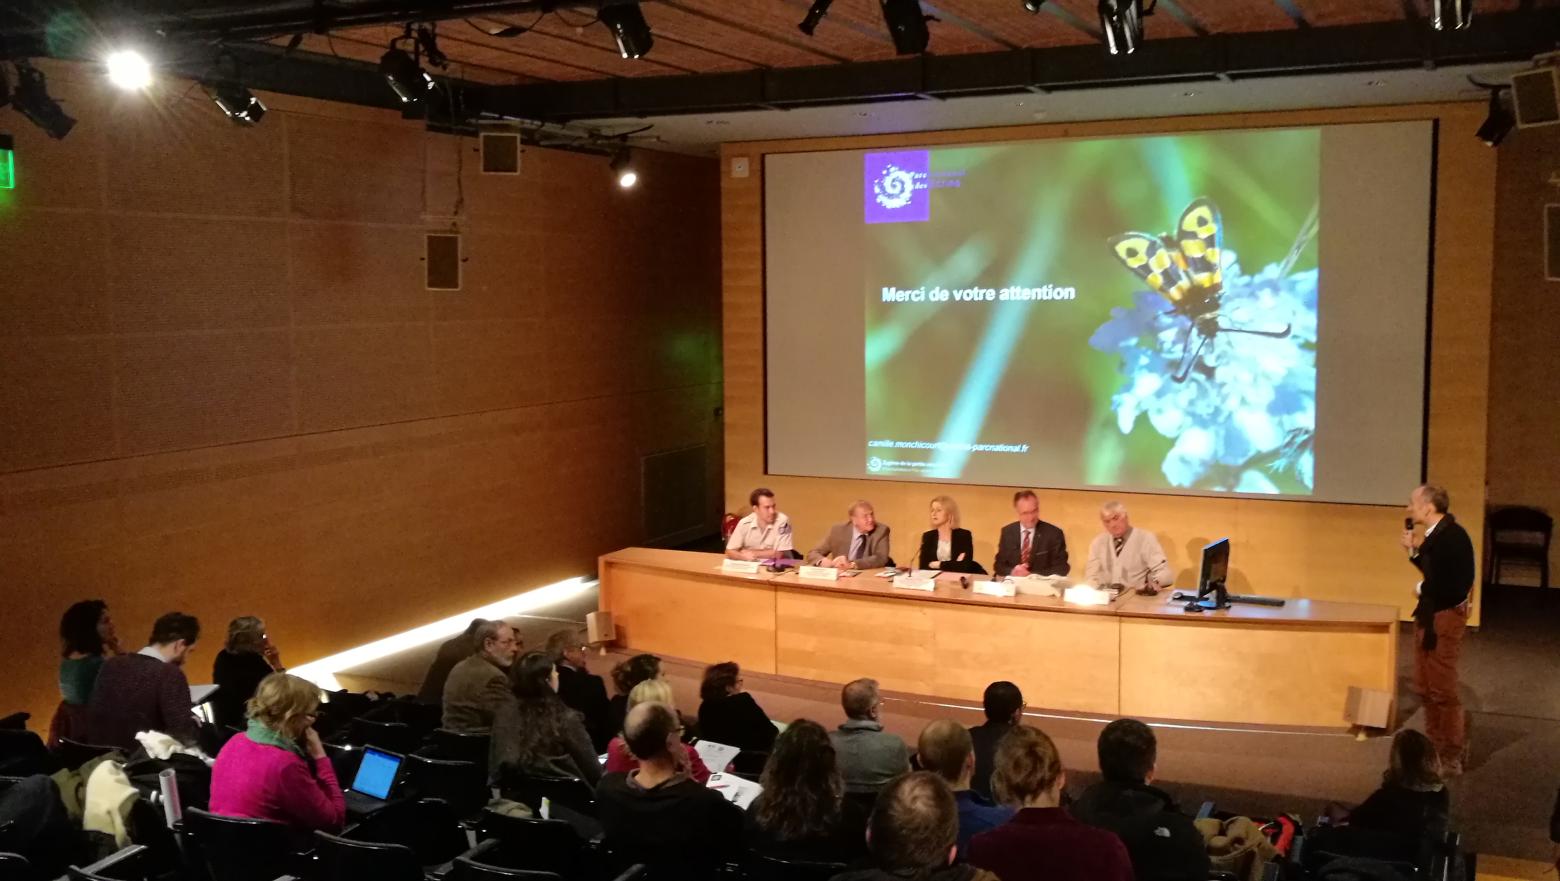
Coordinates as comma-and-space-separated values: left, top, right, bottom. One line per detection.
1108, 197, 1293, 382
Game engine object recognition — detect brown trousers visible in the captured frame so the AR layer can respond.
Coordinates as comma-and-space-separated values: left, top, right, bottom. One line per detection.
1412, 603, 1468, 763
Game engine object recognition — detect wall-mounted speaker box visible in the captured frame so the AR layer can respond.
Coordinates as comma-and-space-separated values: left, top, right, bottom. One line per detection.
480, 132, 522, 174
586, 611, 616, 645
426, 233, 461, 291
1546, 204, 1560, 283
1512, 67, 1560, 129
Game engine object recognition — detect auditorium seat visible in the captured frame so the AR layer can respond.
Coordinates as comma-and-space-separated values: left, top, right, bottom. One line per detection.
56, 738, 117, 771
178, 806, 302, 881
66, 844, 155, 881
449, 852, 565, 880
0, 729, 53, 776
505, 774, 597, 817
743, 852, 849, 881
0, 712, 28, 730
0, 850, 30, 876
475, 811, 590, 879
348, 798, 471, 866
323, 742, 363, 784
405, 753, 488, 819
1486, 506, 1552, 589
430, 729, 491, 767
313, 830, 424, 881
350, 718, 422, 755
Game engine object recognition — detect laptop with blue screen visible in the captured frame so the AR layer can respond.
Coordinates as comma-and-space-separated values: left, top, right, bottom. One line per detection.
343, 746, 403, 817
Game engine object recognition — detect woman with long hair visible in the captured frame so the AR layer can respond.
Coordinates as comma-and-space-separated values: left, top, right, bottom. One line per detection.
745, 719, 867, 864
507, 650, 602, 786
1347, 728, 1449, 841
604, 679, 712, 782
211, 616, 284, 732
50, 600, 121, 745
607, 653, 664, 737
918, 495, 986, 574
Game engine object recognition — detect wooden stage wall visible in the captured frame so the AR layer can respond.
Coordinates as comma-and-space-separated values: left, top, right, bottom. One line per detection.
719, 103, 1494, 625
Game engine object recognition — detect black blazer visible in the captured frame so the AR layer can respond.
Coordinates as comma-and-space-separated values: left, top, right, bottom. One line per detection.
1410, 514, 1474, 616
697, 692, 777, 754
557, 664, 613, 752
917, 529, 986, 574
992, 520, 1069, 578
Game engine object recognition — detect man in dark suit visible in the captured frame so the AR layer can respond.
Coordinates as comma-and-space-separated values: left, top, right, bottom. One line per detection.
969, 681, 1023, 799
547, 627, 612, 751
1401, 483, 1474, 776
993, 490, 1068, 578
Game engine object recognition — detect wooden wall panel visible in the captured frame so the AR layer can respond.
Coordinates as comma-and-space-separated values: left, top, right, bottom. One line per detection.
721, 103, 1495, 627
0, 61, 722, 730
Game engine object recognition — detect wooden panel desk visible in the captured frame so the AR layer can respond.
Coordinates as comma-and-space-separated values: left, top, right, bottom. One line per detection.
598, 548, 1398, 728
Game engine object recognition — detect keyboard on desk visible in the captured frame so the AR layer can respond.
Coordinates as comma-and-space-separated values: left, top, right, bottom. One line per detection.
1226, 594, 1286, 607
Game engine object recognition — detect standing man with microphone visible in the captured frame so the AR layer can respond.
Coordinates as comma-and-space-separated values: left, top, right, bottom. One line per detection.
1400, 483, 1474, 776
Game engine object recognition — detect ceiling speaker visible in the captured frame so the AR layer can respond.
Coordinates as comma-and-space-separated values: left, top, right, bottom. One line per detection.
480, 132, 521, 174
1512, 67, 1560, 129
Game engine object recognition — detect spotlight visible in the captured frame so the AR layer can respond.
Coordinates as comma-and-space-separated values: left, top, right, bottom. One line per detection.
600, 3, 654, 60
1432, 0, 1473, 31
205, 80, 266, 126
1099, 0, 1147, 55
380, 44, 433, 104
1475, 88, 1514, 147
799, 0, 834, 35
1023, 0, 1044, 10
105, 49, 153, 90
611, 151, 638, 189
880, 0, 931, 56
10, 61, 76, 140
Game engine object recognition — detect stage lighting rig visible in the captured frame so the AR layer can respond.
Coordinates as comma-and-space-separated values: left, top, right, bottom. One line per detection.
1099, 0, 1153, 55
1432, 0, 1473, 31
600, 3, 654, 59
10, 60, 76, 140
880, 0, 931, 56
799, 0, 834, 35
1475, 87, 1514, 146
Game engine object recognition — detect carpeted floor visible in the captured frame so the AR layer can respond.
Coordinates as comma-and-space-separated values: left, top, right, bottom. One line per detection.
338, 580, 1560, 863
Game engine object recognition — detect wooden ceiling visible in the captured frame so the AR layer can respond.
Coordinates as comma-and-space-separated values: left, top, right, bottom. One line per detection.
284, 0, 1548, 88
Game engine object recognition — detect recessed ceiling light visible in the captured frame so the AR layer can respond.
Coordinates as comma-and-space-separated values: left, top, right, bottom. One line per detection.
1365, 79, 1386, 87
1182, 90, 1199, 97
856, 110, 871, 118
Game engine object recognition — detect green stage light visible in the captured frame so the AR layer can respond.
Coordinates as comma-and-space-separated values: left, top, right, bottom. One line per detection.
0, 134, 14, 190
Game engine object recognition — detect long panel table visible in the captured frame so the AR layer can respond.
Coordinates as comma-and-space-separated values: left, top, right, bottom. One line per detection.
598, 548, 1398, 728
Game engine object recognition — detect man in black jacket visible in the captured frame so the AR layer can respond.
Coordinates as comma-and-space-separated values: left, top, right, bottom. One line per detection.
993, 490, 1069, 578
1401, 484, 1474, 776
547, 628, 613, 751
1072, 719, 1209, 881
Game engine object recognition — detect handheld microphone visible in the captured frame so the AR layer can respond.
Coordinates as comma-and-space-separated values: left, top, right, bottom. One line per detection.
1403, 517, 1414, 531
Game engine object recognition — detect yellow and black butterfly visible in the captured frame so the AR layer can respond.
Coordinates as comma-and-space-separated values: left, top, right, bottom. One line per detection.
1109, 197, 1292, 382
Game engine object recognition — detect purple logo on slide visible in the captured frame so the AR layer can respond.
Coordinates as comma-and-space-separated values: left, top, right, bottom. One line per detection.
864, 151, 930, 224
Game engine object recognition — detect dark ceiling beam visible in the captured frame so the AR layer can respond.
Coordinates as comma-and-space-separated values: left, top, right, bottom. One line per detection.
477, 9, 1560, 122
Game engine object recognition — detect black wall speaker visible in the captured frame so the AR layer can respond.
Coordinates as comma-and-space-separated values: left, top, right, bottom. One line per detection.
480, 132, 521, 174
426, 233, 461, 290
1512, 67, 1560, 129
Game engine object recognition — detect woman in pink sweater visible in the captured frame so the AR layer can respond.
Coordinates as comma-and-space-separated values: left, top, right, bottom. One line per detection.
210, 672, 345, 837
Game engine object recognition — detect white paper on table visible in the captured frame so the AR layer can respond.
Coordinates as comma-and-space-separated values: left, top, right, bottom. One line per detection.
693, 739, 741, 773
707, 772, 762, 810
972, 580, 1016, 598
892, 574, 935, 591
798, 565, 840, 581
1063, 584, 1112, 606
721, 559, 761, 575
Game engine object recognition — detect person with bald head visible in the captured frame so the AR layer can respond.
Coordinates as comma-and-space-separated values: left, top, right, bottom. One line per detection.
830, 678, 909, 794
596, 701, 743, 878
830, 771, 1001, 881
1085, 501, 1171, 591
917, 719, 1014, 853
807, 500, 893, 570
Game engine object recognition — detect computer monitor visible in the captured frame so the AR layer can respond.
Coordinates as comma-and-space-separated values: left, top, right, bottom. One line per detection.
1197, 538, 1230, 599
350, 747, 402, 799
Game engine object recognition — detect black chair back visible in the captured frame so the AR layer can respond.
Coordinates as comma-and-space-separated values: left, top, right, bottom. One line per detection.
730, 750, 768, 778
404, 753, 488, 818
313, 830, 424, 881
56, 738, 117, 771
506, 774, 596, 817
0, 729, 52, 776
349, 718, 421, 755
450, 856, 565, 881
179, 807, 297, 881
476, 811, 586, 878
67, 844, 153, 881
1487, 505, 1553, 588
744, 853, 849, 881
431, 729, 491, 766
0, 852, 30, 875
0, 712, 28, 730
322, 742, 363, 785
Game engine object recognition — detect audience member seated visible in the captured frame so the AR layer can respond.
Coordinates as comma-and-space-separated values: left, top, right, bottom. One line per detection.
917, 720, 1014, 853
596, 702, 743, 877
418, 618, 490, 703
917, 495, 987, 574
968, 681, 1023, 799
209, 673, 345, 841
1346, 728, 1450, 843
51, 599, 121, 746
606, 679, 710, 783
607, 653, 665, 737
86, 612, 202, 750
830, 679, 910, 795
211, 616, 283, 732
507, 650, 602, 786
829, 771, 998, 881
442, 620, 521, 778
548, 627, 612, 751
746, 719, 868, 865
697, 661, 778, 754
1071, 718, 1209, 881
967, 725, 1134, 881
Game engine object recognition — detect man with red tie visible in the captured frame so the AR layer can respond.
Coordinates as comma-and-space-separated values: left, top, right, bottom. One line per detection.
993, 490, 1069, 578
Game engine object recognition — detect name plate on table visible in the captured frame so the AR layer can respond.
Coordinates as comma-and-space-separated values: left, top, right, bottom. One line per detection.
972, 579, 1016, 598
892, 575, 935, 591
798, 565, 840, 581
721, 559, 761, 575
1063, 584, 1111, 606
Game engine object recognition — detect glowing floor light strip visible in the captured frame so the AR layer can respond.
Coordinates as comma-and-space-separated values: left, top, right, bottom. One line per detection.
289, 575, 595, 692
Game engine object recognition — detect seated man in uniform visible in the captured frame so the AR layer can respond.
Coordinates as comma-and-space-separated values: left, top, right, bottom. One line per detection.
726, 487, 795, 561
807, 500, 892, 570
1084, 501, 1171, 591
